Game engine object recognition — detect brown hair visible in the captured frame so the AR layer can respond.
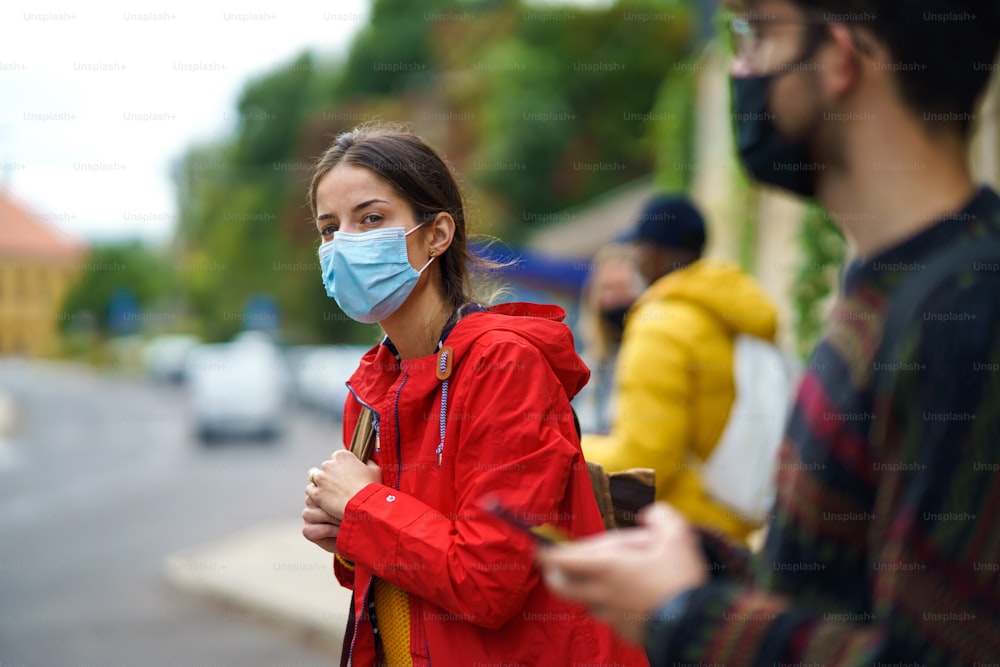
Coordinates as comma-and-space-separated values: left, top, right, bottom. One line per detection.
309, 124, 485, 310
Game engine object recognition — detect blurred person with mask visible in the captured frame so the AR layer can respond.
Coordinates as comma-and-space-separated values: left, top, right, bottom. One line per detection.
540, 1, 1000, 665
582, 195, 779, 542
577, 243, 646, 434
300, 125, 649, 667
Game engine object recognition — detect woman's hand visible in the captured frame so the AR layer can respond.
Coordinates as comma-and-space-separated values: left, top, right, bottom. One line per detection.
536, 503, 708, 644
305, 450, 382, 520
302, 495, 342, 554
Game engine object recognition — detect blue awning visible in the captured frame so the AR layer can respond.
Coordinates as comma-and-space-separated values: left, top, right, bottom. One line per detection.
471, 241, 590, 295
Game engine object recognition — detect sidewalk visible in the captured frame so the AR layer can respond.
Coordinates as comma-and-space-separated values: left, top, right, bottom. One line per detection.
164, 520, 352, 648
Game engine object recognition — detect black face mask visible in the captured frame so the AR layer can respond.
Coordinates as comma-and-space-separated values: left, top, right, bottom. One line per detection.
731, 74, 820, 198
600, 305, 630, 334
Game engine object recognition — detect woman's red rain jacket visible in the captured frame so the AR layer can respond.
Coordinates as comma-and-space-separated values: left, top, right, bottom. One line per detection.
333, 302, 649, 667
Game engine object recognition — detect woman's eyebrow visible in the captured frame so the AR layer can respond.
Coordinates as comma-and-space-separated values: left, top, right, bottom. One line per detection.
353, 198, 388, 212
316, 198, 389, 222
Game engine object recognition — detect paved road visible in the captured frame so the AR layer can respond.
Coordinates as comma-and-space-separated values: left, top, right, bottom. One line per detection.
0, 358, 344, 667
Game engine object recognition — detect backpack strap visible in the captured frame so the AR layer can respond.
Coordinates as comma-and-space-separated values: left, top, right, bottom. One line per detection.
574, 407, 656, 529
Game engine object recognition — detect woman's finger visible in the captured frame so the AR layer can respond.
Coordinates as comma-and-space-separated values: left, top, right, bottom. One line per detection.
302, 506, 340, 525
303, 521, 340, 542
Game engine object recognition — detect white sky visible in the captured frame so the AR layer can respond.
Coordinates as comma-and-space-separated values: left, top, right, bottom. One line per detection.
0, 0, 370, 245
0, 0, 615, 245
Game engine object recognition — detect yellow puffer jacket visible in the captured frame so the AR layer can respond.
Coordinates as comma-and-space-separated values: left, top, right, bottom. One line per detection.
582, 259, 778, 543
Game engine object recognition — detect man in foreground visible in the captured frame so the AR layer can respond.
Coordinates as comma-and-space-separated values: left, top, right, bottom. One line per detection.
539, 0, 1000, 663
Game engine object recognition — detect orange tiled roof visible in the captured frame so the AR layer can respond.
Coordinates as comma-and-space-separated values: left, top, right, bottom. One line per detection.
0, 190, 87, 261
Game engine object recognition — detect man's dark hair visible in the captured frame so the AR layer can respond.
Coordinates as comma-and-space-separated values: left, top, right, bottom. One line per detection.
793, 0, 1000, 136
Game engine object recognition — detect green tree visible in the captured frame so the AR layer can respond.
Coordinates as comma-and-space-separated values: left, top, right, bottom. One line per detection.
793, 205, 846, 356
235, 52, 315, 167
60, 242, 176, 335
337, 0, 464, 97
170, 0, 702, 344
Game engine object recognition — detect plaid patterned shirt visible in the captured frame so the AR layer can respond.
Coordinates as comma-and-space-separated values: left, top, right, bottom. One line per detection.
647, 187, 1000, 666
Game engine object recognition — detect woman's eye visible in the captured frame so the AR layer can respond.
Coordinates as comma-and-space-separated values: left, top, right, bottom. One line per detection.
361, 213, 383, 226
320, 224, 338, 237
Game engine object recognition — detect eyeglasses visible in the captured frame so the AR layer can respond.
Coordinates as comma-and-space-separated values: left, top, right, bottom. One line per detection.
727, 13, 832, 73
729, 15, 823, 52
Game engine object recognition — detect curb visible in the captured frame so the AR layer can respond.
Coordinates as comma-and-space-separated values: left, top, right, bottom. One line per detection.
164, 520, 352, 649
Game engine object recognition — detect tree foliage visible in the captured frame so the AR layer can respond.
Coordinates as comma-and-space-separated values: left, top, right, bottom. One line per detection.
60, 242, 176, 335
168, 0, 701, 343
793, 204, 847, 357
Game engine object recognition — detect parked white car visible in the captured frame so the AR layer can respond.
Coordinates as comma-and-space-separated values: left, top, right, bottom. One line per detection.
186, 333, 290, 442
290, 345, 369, 419
142, 334, 200, 384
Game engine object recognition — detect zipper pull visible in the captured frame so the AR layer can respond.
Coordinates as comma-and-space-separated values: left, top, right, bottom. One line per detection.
436, 348, 451, 468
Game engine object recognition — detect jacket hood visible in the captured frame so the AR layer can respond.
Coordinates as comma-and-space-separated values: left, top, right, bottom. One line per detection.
459, 302, 589, 399
348, 302, 590, 404
636, 259, 777, 340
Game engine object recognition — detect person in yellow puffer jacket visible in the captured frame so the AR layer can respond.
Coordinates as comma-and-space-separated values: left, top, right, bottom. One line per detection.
582, 195, 778, 543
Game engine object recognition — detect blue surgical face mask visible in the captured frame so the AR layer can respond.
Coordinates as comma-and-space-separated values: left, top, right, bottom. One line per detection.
317, 223, 434, 324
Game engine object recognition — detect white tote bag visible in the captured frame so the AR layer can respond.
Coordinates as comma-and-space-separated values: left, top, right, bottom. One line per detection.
701, 335, 799, 523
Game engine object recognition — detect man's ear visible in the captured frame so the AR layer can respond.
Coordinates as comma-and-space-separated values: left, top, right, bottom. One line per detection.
426, 211, 456, 258
820, 23, 864, 99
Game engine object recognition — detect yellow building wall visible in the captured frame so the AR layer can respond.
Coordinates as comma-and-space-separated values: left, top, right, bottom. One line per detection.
0, 258, 81, 356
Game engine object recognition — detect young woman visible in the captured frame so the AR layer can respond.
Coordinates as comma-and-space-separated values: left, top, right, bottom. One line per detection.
577, 244, 645, 434
301, 126, 649, 667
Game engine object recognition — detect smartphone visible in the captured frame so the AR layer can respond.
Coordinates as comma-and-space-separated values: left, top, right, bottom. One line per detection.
480, 496, 570, 545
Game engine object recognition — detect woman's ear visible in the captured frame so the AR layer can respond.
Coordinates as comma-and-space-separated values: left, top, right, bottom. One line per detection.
427, 211, 456, 258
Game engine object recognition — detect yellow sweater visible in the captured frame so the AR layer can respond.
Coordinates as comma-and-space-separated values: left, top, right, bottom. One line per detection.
373, 578, 412, 666
337, 554, 412, 666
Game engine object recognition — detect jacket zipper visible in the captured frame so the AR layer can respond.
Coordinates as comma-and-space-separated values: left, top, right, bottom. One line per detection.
344, 383, 381, 666
392, 373, 408, 490
410, 594, 433, 666
347, 576, 374, 667
421, 596, 433, 666
392, 373, 433, 666
348, 376, 406, 665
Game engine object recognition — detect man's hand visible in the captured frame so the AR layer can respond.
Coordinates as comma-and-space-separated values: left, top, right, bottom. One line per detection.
536, 503, 708, 643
